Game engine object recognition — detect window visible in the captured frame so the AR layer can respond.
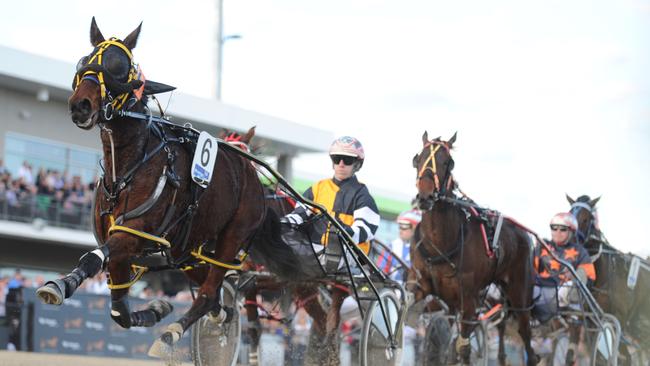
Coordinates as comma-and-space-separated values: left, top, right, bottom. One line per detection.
3, 132, 101, 183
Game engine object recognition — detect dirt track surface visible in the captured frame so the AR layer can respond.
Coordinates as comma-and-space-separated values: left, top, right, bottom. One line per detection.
0, 350, 193, 366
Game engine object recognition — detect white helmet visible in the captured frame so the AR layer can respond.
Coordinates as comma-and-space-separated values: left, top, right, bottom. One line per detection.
397, 209, 422, 227
549, 212, 578, 232
329, 136, 365, 160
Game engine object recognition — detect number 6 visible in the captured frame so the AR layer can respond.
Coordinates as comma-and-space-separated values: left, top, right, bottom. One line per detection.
201, 138, 212, 166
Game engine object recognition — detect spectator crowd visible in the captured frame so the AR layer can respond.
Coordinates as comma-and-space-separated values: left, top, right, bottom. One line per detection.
0, 158, 95, 229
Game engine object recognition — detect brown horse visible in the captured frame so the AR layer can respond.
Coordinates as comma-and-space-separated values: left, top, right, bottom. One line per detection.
568, 194, 650, 360
35, 17, 304, 355
409, 132, 538, 365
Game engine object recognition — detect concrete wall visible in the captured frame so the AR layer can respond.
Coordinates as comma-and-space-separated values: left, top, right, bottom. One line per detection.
0, 87, 101, 155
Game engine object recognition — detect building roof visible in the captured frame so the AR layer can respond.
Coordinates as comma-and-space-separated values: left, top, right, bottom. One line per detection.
0, 45, 333, 155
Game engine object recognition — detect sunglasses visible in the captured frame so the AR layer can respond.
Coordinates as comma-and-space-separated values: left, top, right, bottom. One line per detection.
331, 155, 357, 165
550, 225, 569, 232
399, 225, 413, 230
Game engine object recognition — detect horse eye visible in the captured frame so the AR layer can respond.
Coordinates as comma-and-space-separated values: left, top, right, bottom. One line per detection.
412, 154, 419, 168
76, 56, 89, 71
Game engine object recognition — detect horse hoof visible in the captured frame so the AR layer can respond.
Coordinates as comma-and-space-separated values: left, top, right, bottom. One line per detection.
161, 322, 183, 346
148, 322, 182, 359
147, 299, 173, 320
36, 280, 65, 305
147, 339, 168, 358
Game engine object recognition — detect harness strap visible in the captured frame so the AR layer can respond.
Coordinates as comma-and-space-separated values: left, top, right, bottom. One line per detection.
107, 264, 148, 290
190, 244, 244, 270
107, 215, 171, 247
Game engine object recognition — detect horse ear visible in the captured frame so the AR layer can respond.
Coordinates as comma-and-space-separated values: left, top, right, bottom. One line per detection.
566, 194, 575, 205
123, 21, 143, 50
90, 17, 105, 46
448, 131, 457, 146
242, 126, 256, 144
589, 196, 601, 207
422, 131, 429, 146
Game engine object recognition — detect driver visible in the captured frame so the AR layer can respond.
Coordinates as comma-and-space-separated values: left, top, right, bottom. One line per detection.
282, 136, 380, 255
532, 212, 596, 322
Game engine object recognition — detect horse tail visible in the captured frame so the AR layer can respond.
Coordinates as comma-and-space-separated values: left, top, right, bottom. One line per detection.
249, 207, 306, 280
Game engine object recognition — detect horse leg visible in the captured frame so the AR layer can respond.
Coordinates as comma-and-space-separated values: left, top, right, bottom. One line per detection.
565, 320, 580, 366
149, 263, 226, 357
150, 222, 247, 357
323, 286, 347, 366
456, 300, 478, 365
37, 231, 140, 305
506, 286, 539, 366
497, 316, 507, 366
244, 289, 262, 366
296, 286, 328, 366
36, 245, 109, 305
107, 257, 173, 329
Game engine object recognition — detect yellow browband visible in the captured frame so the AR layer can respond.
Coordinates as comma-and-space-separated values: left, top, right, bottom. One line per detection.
105, 215, 246, 290
74, 38, 139, 112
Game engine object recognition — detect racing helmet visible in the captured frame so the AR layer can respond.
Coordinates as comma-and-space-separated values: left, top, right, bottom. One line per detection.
329, 136, 365, 170
549, 212, 578, 232
397, 209, 422, 228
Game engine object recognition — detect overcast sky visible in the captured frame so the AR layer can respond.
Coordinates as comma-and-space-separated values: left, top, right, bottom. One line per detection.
1, 0, 648, 256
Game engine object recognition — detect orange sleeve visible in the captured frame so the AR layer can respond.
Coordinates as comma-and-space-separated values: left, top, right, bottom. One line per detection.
579, 262, 596, 281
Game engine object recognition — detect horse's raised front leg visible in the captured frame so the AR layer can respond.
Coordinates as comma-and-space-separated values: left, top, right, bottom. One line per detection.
107, 255, 173, 329
36, 243, 111, 305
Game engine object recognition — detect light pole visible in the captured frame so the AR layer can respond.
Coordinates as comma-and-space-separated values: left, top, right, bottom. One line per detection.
215, 0, 241, 100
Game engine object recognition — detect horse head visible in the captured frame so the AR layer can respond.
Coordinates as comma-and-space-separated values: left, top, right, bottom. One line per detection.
69, 17, 143, 129
218, 127, 257, 152
412, 131, 457, 210
566, 194, 601, 247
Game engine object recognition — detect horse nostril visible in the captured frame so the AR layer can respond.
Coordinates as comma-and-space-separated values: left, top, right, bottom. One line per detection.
71, 98, 92, 115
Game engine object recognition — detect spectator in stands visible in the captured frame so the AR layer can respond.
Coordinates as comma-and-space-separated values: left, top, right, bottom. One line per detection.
16, 161, 33, 186
0, 158, 8, 176
86, 273, 109, 295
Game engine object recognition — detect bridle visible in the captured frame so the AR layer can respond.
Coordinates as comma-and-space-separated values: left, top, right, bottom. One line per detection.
415, 140, 455, 209
72, 38, 145, 121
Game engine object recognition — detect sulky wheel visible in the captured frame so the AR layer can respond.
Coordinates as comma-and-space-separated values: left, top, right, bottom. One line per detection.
551, 330, 571, 366
591, 314, 620, 366
190, 279, 242, 366
420, 312, 452, 365
359, 288, 404, 366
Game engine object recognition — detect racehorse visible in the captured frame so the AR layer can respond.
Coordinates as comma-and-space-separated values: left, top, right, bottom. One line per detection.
568, 194, 650, 361
409, 132, 538, 365
35, 17, 303, 355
